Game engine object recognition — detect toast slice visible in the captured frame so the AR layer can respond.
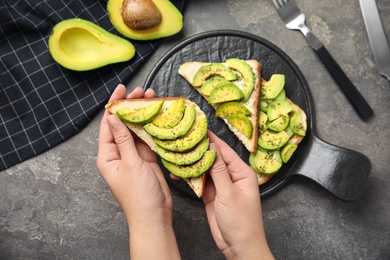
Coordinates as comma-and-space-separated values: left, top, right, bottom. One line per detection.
178, 59, 261, 153
105, 97, 215, 198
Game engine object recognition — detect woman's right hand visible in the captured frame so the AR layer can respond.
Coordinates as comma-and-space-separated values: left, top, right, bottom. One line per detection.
203, 131, 274, 260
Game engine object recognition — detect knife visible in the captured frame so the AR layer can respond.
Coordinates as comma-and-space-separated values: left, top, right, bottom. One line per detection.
359, 0, 390, 80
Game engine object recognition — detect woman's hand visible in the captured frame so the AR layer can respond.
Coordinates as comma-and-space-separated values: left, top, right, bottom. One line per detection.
203, 131, 274, 260
96, 84, 180, 259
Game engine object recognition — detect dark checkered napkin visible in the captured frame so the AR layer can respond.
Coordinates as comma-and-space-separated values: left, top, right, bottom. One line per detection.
0, 0, 186, 171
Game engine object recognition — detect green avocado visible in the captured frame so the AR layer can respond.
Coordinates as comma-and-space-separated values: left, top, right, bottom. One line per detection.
152, 99, 185, 128
226, 58, 255, 102
156, 138, 210, 165
215, 101, 252, 118
116, 100, 164, 125
249, 148, 282, 174
153, 116, 208, 152
161, 150, 217, 178
258, 129, 290, 150
144, 105, 196, 140
281, 143, 298, 163
107, 0, 183, 40
261, 74, 285, 100
200, 77, 230, 96
192, 63, 237, 87
267, 114, 289, 132
289, 110, 306, 136
208, 82, 244, 104
267, 100, 293, 121
227, 114, 253, 139
48, 18, 135, 71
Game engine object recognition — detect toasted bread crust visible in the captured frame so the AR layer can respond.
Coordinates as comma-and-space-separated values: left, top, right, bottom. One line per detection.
178, 60, 261, 153
105, 97, 208, 198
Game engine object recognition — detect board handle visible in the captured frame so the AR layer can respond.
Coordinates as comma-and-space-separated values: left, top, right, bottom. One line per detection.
292, 134, 371, 201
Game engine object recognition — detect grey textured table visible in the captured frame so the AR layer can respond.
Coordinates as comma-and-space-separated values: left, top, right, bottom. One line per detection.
1, 0, 389, 259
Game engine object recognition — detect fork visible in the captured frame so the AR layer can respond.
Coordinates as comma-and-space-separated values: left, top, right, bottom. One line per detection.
273, 0, 373, 120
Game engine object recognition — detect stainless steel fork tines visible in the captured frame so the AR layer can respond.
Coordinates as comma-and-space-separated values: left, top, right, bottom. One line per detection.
272, 0, 373, 120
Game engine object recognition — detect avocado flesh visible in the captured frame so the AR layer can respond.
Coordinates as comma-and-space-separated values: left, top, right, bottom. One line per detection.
156, 138, 210, 165
281, 143, 298, 163
152, 99, 185, 128
215, 101, 252, 117
144, 105, 196, 140
208, 82, 244, 104
161, 150, 217, 178
200, 77, 230, 96
267, 114, 289, 132
153, 116, 208, 152
48, 18, 135, 71
192, 63, 237, 87
267, 100, 293, 121
116, 100, 164, 124
227, 114, 253, 139
261, 74, 285, 100
226, 58, 255, 102
107, 0, 183, 40
258, 129, 290, 150
289, 110, 306, 136
250, 148, 282, 174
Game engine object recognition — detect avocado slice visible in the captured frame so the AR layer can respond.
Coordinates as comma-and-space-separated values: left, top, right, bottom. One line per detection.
258, 129, 290, 150
261, 74, 285, 100
289, 110, 306, 136
200, 77, 230, 96
281, 143, 298, 163
226, 58, 255, 102
215, 101, 252, 118
156, 138, 210, 165
227, 114, 253, 139
116, 100, 164, 125
107, 0, 183, 40
267, 100, 293, 121
249, 148, 282, 174
152, 99, 185, 128
259, 110, 268, 133
208, 82, 244, 104
192, 63, 237, 87
267, 114, 290, 132
260, 89, 286, 112
48, 18, 135, 71
161, 150, 217, 178
153, 116, 208, 152
144, 105, 196, 140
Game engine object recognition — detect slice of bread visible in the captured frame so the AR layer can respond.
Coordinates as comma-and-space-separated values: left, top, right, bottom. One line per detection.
178, 59, 261, 153
105, 97, 211, 198
255, 97, 308, 186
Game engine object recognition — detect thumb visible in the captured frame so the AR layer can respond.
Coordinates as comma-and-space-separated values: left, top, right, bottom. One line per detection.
107, 114, 137, 160
208, 143, 234, 193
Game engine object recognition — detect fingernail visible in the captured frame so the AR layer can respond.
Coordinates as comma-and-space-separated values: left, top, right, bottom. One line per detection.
107, 114, 121, 130
209, 143, 216, 151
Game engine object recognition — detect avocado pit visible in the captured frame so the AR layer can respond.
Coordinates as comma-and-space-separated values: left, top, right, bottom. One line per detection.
121, 0, 162, 30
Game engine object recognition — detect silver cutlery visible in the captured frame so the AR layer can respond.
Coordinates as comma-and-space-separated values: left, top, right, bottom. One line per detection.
359, 0, 390, 81
273, 0, 373, 120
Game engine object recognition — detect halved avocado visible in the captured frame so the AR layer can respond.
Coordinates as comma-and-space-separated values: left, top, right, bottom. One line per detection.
116, 100, 164, 124
153, 116, 208, 152
144, 105, 196, 140
156, 138, 210, 165
226, 58, 255, 102
161, 150, 217, 178
48, 18, 135, 71
107, 0, 183, 40
192, 63, 237, 87
152, 99, 185, 128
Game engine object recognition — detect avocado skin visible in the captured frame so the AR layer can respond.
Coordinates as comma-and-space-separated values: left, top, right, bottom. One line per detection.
48, 18, 135, 71
107, 0, 183, 40
161, 150, 217, 178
